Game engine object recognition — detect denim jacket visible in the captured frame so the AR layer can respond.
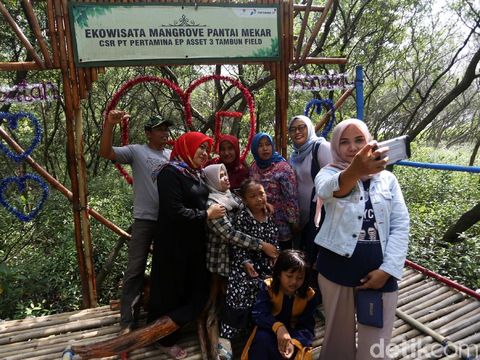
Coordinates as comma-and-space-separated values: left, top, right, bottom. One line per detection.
314, 166, 409, 280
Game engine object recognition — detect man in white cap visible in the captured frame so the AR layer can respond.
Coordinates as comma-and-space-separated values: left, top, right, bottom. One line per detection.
99, 110, 173, 334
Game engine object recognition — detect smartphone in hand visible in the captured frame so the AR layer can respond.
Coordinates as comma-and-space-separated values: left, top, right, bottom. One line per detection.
376, 135, 411, 165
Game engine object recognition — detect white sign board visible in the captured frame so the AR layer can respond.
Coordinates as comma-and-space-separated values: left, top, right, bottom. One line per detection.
69, 3, 280, 66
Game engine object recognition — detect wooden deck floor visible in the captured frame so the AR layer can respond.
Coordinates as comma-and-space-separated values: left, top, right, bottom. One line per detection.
1, 268, 479, 360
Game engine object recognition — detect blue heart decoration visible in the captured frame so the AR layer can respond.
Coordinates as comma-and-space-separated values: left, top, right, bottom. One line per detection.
0, 174, 49, 222
0, 111, 43, 162
304, 98, 336, 138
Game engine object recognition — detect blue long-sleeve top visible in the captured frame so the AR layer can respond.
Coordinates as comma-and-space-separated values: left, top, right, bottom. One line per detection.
251, 280, 317, 347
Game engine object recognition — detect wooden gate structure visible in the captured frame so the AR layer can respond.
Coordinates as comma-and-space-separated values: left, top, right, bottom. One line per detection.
0, 0, 350, 308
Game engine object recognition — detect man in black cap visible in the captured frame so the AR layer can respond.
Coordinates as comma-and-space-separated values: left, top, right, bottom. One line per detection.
99, 109, 173, 334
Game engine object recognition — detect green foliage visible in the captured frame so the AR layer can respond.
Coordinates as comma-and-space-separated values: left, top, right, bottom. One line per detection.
0, 167, 132, 320
73, 5, 112, 28
394, 143, 480, 290
252, 38, 279, 58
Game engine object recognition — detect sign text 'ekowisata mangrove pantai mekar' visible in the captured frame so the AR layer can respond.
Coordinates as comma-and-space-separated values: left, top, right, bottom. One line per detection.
69, 3, 280, 66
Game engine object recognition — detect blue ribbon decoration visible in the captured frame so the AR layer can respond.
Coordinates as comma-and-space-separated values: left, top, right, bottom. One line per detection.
304, 98, 336, 138
0, 111, 43, 162
0, 174, 49, 222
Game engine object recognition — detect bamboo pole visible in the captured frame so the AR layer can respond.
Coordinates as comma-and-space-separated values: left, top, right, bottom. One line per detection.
52, 0, 92, 308
0, 1, 45, 69
399, 281, 432, 298
0, 315, 120, 345
391, 301, 477, 341
0, 305, 119, 335
20, 0, 53, 68
90, 68, 98, 83
46, 0, 60, 67
399, 288, 454, 313
395, 308, 476, 360
300, 0, 334, 62
74, 107, 98, 307
77, 68, 88, 100
293, 4, 324, 12
437, 312, 480, 336
1, 331, 123, 359
0, 61, 41, 71
301, 57, 348, 65
406, 260, 480, 301
60, 0, 80, 111
85, 67, 93, 92
0, 305, 115, 332
398, 273, 425, 289
294, 0, 312, 61
1, 332, 119, 360
287, 0, 294, 65
397, 284, 443, 306
281, 0, 291, 156
407, 293, 465, 320
314, 87, 354, 133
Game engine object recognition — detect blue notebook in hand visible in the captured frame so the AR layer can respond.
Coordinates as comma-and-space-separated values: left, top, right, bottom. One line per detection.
355, 290, 383, 328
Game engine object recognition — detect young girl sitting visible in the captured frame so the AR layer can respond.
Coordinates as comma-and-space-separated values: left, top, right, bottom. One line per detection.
241, 250, 317, 360
218, 179, 279, 359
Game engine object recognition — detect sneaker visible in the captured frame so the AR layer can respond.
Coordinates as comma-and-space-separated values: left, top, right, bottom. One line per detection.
217, 337, 233, 360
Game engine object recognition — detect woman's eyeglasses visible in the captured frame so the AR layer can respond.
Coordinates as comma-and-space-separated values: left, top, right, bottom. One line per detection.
288, 124, 307, 134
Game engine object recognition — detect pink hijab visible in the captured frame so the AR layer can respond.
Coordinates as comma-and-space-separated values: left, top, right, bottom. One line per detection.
330, 118, 372, 170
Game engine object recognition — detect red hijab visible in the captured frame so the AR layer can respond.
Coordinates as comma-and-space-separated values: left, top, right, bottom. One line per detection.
171, 132, 213, 169
217, 134, 249, 190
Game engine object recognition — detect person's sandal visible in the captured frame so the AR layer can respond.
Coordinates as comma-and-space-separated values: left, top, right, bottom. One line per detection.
155, 343, 187, 360
217, 337, 233, 360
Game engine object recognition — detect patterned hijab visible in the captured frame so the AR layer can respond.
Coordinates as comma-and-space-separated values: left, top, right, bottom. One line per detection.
204, 163, 239, 211
288, 115, 324, 164
251, 132, 285, 169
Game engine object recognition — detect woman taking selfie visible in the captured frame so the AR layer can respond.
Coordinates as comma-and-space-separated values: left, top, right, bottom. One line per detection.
314, 119, 409, 360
